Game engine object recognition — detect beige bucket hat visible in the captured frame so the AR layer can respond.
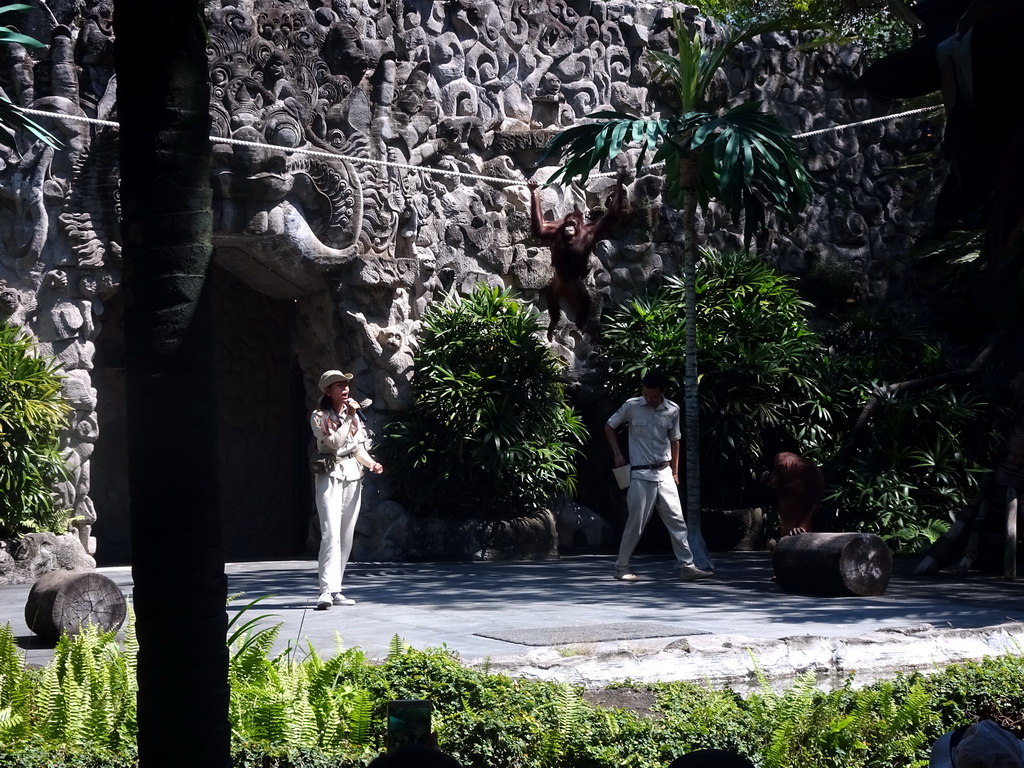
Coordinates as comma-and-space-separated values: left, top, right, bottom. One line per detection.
318, 370, 353, 393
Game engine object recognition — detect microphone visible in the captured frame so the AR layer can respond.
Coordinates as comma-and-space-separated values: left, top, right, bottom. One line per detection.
348, 398, 373, 422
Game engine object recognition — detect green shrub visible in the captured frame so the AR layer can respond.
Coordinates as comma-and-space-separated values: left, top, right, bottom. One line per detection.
0, 623, 33, 744
602, 250, 827, 508
814, 307, 1003, 550
651, 683, 749, 760
692, 0, 913, 64
227, 603, 375, 759
738, 671, 936, 768
6, 607, 1024, 768
34, 622, 137, 754
920, 654, 1024, 728
0, 617, 138, 767
381, 286, 586, 520
601, 251, 1003, 551
0, 324, 71, 537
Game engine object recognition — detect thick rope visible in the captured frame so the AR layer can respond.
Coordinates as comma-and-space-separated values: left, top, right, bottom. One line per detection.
791, 104, 941, 140
16, 102, 945, 186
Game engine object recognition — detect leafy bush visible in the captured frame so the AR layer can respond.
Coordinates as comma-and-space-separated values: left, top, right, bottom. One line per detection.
226, 597, 376, 760
5, 607, 1024, 768
602, 250, 828, 508
813, 307, 1003, 550
33, 620, 137, 755
0, 324, 71, 537
601, 251, 1004, 551
0, 619, 137, 767
381, 286, 586, 520
919, 653, 1024, 728
691, 0, 913, 64
739, 670, 936, 768
828, 388, 995, 549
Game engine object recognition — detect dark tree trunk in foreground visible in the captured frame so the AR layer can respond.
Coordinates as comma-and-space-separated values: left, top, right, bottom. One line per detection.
114, 2, 230, 767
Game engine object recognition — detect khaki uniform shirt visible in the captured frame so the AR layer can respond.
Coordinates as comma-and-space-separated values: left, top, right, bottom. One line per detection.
606, 396, 681, 481
310, 409, 375, 481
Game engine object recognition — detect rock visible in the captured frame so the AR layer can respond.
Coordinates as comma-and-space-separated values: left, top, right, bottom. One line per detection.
2, 0, 943, 567
476, 509, 559, 561
0, 532, 96, 586
555, 497, 613, 550
353, 499, 411, 561
703, 508, 765, 552
351, 503, 559, 561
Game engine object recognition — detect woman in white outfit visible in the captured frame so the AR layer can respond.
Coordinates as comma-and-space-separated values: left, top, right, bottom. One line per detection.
310, 370, 383, 610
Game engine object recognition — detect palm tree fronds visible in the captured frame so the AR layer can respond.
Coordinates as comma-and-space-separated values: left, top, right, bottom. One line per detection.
0, 0, 62, 150
650, 40, 701, 111
656, 12, 821, 110
692, 103, 811, 243
542, 113, 669, 188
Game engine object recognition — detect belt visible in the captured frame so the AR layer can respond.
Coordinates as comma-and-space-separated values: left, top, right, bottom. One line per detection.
320, 448, 357, 459
631, 461, 670, 471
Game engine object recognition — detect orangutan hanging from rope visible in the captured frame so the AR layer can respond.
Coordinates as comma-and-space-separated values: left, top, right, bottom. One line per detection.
529, 170, 626, 341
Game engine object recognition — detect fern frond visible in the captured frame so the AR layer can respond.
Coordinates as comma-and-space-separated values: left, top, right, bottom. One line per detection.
553, 682, 584, 740
0, 705, 23, 739
0, 623, 25, 700
280, 663, 320, 749
0, 623, 30, 742
345, 689, 374, 749
122, 603, 139, 679
387, 634, 408, 658
229, 619, 282, 690
762, 671, 818, 768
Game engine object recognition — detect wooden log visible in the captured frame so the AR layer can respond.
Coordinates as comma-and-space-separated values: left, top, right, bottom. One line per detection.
773, 532, 892, 596
24, 570, 127, 642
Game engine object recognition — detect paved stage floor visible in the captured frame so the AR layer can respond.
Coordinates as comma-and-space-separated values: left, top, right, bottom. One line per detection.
3, 552, 1023, 688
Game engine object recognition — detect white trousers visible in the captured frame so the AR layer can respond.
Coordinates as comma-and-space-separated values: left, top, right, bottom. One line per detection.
314, 473, 362, 594
615, 468, 695, 570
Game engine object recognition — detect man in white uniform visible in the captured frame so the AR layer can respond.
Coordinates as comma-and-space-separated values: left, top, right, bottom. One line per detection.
604, 370, 713, 582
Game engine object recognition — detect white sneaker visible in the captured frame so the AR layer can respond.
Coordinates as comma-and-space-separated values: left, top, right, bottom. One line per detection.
315, 592, 332, 610
332, 592, 355, 606
614, 568, 639, 582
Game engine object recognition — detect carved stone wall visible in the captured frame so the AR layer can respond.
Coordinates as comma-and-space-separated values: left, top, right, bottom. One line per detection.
0, 0, 944, 564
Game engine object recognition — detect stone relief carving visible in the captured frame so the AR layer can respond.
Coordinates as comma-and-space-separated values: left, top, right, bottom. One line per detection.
0, 1, 119, 560
206, 1, 365, 273
0, 0, 946, 565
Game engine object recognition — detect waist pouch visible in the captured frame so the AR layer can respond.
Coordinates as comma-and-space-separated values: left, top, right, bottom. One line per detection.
310, 455, 336, 475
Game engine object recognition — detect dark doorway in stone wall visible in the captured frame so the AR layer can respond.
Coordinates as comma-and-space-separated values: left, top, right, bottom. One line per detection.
89, 264, 311, 565
212, 263, 311, 561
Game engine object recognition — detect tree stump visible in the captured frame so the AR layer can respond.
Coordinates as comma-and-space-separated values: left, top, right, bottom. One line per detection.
773, 532, 892, 596
24, 570, 127, 642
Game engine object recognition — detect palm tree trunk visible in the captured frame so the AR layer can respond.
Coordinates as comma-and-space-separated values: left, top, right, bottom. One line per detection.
680, 158, 713, 571
114, 2, 231, 767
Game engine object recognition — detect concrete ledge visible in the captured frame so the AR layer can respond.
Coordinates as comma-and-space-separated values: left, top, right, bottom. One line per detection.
476, 622, 1024, 692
